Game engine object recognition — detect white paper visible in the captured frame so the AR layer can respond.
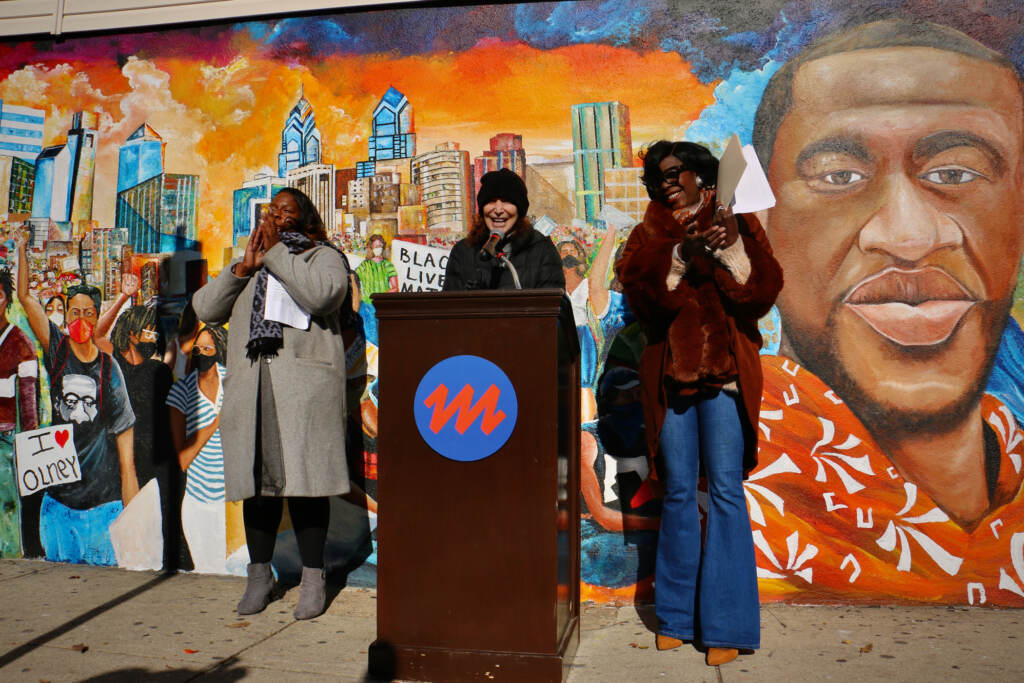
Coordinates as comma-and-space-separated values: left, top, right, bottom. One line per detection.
716, 133, 747, 209
264, 273, 310, 330
15, 424, 80, 496
731, 144, 777, 214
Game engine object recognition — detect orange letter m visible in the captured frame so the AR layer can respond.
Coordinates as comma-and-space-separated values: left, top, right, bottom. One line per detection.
424, 383, 507, 435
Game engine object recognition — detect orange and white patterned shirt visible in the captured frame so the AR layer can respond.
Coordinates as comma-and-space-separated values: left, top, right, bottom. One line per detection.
749, 356, 1024, 606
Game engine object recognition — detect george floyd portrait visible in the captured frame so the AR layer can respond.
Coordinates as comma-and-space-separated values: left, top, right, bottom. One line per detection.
748, 19, 1024, 605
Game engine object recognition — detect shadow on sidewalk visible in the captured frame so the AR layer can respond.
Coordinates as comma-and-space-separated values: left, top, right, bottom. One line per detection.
0, 572, 175, 669
76, 656, 248, 682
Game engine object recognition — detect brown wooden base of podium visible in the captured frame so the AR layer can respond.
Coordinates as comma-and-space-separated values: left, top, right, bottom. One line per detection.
369, 617, 579, 682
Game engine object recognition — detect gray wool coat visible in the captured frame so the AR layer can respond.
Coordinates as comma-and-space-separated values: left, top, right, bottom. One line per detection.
191, 241, 350, 501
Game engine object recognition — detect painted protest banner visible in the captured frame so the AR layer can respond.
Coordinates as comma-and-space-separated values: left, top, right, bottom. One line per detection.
15, 425, 81, 496
393, 239, 449, 292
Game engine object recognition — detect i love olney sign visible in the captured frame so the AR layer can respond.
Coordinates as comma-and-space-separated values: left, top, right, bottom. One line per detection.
15, 424, 81, 496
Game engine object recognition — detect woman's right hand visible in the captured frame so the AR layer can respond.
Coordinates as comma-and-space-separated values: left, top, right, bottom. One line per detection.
235, 222, 266, 278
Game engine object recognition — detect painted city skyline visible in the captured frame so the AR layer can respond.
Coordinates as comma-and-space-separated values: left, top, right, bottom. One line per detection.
0, 13, 719, 268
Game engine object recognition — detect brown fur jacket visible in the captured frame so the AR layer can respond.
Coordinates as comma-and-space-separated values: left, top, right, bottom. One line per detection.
615, 199, 783, 476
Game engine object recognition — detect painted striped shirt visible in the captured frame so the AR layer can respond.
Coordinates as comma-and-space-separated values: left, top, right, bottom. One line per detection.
166, 364, 226, 504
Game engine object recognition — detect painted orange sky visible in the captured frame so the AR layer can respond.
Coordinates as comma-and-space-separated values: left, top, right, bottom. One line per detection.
1, 41, 715, 268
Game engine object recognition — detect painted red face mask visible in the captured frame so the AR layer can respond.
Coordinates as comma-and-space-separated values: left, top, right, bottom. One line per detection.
67, 318, 94, 344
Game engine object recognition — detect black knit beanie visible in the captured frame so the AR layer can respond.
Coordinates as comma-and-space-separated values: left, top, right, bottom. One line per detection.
477, 168, 529, 218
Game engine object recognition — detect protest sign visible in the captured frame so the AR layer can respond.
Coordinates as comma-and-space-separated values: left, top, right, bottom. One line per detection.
393, 239, 449, 292
15, 424, 81, 496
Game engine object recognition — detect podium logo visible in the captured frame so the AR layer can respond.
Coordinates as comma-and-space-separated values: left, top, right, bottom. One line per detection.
413, 355, 518, 462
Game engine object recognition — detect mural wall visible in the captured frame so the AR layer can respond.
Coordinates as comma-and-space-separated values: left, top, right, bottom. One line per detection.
1, 0, 1024, 606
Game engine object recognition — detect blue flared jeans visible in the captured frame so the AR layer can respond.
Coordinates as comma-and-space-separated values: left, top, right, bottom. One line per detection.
655, 390, 760, 650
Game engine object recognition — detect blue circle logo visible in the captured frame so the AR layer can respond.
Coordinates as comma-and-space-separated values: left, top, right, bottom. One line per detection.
413, 355, 518, 462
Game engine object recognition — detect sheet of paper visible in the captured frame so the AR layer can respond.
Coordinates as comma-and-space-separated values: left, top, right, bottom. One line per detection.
264, 273, 310, 330
716, 133, 747, 209
731, 144, 777, 214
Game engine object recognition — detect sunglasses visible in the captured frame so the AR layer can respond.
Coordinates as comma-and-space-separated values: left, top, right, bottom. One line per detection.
659, 166, 692, 184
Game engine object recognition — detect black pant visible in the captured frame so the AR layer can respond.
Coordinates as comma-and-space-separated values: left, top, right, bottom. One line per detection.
243, 496, 329, 568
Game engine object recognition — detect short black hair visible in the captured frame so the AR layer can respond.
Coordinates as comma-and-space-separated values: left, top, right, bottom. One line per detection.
752, 19, 1023, 173
0, 268, 12, 310
65, 283, 102, 314
640, 140, 719, 201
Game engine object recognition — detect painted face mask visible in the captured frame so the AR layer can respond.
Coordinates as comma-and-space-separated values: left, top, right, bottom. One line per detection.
372, 246, 384, 258
135, 341, 158, 359
191, 350, 217, 373
48, 312, 64, 328
67, 318, 94, 344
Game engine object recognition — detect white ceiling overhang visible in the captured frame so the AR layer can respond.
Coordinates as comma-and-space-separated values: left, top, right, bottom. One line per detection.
0, 0, 425, 38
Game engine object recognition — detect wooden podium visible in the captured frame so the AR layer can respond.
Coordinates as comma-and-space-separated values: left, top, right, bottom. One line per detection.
369, 289, 581, 682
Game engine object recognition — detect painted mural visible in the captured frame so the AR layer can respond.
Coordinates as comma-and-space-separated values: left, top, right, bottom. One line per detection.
1, 0, 1024, 607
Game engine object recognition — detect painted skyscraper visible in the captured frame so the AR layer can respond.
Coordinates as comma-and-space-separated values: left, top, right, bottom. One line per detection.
0, 156, 34, 215
232, 173, 287, 246
278, 89, 322, 178
30, 111, 98, 235
412, 142, 473, 235
116, 173, 199, 253
118, 123, 165, 193
287, 162, 336, 235
602, 166, 648, 223
0, 101, 45, 162
114, 122, 198, 252
571, 102, 632, 223
357, 86, 415, 178
473, 133, 526, 201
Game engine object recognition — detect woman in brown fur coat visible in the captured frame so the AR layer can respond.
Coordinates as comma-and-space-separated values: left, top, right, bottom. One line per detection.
615, 141, 783, 666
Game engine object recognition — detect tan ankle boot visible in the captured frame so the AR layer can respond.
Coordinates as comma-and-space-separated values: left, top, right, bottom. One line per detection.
656, 634, 683, 650
706, 647, 738, 666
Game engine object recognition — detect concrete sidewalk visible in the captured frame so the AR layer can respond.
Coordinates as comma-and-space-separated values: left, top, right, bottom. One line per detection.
1, 559, 1021, 682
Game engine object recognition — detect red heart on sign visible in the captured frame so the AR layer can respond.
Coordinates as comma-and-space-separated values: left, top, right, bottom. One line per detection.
54, 429, 70, 448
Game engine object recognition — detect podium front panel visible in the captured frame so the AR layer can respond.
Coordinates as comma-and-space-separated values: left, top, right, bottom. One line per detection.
371, 290, 580, 681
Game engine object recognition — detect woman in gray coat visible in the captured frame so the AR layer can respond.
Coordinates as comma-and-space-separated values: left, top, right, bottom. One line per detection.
192, 188, 349, 620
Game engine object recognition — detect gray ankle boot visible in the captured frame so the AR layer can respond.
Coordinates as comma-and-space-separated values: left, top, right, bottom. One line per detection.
293, 566, 327, 620
237, 562, 274, 615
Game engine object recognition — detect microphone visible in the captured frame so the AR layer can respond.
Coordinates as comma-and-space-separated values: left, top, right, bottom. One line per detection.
480, 230, 502, 259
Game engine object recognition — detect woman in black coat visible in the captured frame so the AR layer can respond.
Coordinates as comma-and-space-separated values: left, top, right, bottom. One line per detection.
443, 168, 564, 291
